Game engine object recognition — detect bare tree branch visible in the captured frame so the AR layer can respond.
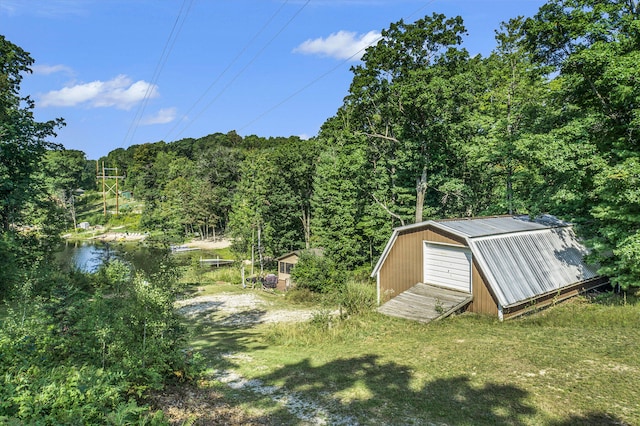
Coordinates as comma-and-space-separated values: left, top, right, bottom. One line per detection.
372, 193, 405, 227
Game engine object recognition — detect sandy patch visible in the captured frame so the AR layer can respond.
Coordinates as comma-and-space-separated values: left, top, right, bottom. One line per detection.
182, 238, 232, 250
172, 292, 353, 424
175, 293, 315, 326
90, 232, 147, 242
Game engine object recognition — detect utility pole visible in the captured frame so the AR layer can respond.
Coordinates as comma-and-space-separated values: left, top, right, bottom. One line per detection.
97, 161, 124, 216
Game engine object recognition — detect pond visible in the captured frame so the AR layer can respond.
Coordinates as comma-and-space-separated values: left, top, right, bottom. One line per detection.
56, 241, 221, 274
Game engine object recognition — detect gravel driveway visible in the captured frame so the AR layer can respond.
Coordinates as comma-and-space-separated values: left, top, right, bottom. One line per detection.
175, 292, 316, 326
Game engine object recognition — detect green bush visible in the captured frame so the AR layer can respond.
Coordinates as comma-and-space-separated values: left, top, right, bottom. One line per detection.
0, 249, 198, 424
340, 280, 377, 315
284, 287, 321, 304
290, 251, 345, 293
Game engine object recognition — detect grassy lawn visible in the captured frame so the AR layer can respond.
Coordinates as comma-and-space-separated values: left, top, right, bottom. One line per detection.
180, 281, 640, 425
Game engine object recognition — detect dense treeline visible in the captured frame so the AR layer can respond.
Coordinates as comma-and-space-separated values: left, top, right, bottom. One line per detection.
92, 0, 640, 288
1, 0, 639, 422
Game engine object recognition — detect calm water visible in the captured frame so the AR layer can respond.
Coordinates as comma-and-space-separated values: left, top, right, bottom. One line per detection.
57, 241, 220, 273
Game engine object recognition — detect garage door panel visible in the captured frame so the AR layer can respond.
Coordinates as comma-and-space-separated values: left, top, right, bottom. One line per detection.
424, 243, 471, 293
427, 258, 471, 270
426, 264, 469, 279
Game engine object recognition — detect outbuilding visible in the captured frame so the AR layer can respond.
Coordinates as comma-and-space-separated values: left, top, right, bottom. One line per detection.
371, 215, 607, 321
275, 248, 323, 291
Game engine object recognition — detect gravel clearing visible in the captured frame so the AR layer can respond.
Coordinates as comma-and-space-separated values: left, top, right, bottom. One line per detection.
213, 369, 357, 425
175, 293, 317, 326
172, 292, 353, 424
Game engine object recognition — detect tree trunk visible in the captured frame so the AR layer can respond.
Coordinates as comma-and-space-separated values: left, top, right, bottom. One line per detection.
415, 168, 428, 223
507, 164, 513, 215
301, 206, 311, 249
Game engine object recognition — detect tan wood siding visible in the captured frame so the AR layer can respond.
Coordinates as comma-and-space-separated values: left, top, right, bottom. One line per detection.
379, 226, 466, 303
468, 262, 498, 315
277, 254, 299, 291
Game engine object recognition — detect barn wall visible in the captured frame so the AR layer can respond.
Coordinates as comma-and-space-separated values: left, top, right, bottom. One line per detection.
379, 226, 466, 303
468, 262, 499, 315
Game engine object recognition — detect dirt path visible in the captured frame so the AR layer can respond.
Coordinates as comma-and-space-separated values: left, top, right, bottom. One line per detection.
166, 292, 354, 425
175, 292, 316, 326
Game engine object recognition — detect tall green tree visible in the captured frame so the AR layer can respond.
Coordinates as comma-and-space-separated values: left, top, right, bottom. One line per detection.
343, 13, 477, 224
0, 35, 65, 231
0, 36, 65, 296
40, 149, 89, 229
469, 17, 550, 215
311, 135, 368, 269
524, 0, 640, 288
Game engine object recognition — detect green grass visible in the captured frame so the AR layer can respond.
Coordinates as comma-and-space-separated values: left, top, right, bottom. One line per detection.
181, 285, 640, 425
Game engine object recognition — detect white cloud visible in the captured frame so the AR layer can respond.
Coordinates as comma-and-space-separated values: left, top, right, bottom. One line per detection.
293, 30, 381, 61
32, 64, 73, 75
141, 107, 177, 125
0, 0, 89, 17
39, 75, 158, 110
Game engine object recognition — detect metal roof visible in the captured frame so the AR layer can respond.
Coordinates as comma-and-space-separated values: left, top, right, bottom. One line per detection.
437, 214, 569, 238
469, 227, 599, 307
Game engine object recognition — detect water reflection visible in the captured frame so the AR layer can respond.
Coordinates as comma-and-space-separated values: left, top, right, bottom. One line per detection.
57, 241, 167, 274
57, 240, 222, 274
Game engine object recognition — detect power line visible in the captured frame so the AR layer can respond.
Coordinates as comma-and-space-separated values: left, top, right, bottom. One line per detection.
122, 0, 194, 148
163, 0, 292, 142
238, 0, 440, 134
169, 0, 311, 141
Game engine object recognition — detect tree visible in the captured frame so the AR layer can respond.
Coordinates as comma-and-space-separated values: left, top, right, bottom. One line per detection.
344, 13, 476, 224
41, 149, 89, 229
524, 0, 640, 288
469, 17, 550, 215
0, 35, 65, 231
311, 136, 369, 269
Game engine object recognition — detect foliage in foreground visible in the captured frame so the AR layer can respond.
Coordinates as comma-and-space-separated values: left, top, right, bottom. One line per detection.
0, 258, 197, 424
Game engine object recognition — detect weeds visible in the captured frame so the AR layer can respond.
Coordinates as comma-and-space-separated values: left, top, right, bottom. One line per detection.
340, 281, 376, 315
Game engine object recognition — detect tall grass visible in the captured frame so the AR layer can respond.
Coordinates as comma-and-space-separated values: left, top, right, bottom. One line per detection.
340, 280, 377, 315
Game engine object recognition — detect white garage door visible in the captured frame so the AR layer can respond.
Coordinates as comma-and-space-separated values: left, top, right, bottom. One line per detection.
423, 243, 472, 293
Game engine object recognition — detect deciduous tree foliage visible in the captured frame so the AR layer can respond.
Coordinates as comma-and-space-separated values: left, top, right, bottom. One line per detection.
24, 0, 637, 288
524, 0, 640, 288
0, 36, 192, 423
0, 35, 64, 231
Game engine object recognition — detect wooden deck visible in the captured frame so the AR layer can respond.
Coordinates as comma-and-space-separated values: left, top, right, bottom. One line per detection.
378, 283, 473, 323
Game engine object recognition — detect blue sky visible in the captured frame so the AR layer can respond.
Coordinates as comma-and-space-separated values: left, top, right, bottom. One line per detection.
2, 0, 546, 159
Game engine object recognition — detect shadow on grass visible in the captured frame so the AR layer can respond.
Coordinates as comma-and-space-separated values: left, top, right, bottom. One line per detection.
188, 313, 269, 373
549, 412, 629, 425
246, 354, 627, 425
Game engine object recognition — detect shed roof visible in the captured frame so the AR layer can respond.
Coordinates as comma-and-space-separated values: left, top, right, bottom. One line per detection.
276, 248, 323, 261
372, 215, 599, 309
437, 214, 568, 238
469, 227, 598, 307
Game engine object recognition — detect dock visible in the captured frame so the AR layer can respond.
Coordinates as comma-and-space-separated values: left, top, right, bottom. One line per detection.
199, 257, 234, 267
171, 245, 201, 253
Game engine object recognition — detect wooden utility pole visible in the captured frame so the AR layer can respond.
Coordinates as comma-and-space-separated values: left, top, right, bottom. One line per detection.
97, 161, 125, 216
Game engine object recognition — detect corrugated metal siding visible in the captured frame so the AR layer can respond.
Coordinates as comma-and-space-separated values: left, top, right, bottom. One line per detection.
438, 216, 549, 238
470, 227, 599, 307
378, 227, 465, 302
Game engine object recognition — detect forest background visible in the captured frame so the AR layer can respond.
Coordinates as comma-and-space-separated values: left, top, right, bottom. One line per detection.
61, 0, 640, 289
1, 0, 640, 423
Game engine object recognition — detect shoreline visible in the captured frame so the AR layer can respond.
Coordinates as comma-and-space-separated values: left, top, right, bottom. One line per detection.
62, 231, 232, 249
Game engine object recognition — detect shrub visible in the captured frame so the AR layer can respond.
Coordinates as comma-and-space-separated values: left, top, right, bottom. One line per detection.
340, 280, 377, 315
285, 287, 321, 304
290, 251, 345, 293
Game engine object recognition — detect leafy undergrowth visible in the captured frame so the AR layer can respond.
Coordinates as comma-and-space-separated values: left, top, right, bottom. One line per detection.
152, 285, 640, 425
